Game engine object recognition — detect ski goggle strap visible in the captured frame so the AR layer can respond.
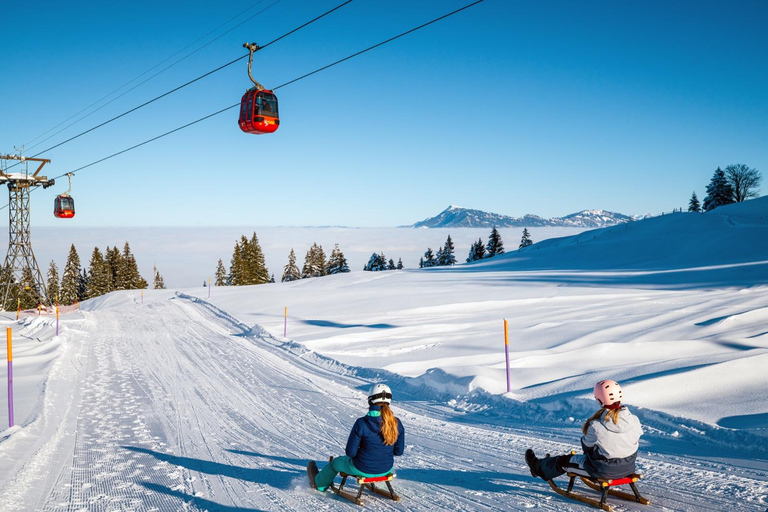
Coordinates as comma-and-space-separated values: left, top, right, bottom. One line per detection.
368, 391, 392, 402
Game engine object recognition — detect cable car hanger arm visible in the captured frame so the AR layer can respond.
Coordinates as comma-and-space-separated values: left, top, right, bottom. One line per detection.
243, 42, 265, 91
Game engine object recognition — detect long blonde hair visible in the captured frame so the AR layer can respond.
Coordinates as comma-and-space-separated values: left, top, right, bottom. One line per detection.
379, 403, 400, 445
582, 407, 621, 435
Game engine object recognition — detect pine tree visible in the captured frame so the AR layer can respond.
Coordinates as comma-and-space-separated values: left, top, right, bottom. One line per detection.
486, 227, 504, 257
423, 248, 436, 268
519, 228, 533, 249
0, 266, 18, 311
246, 232, 270, 284
326, 244, 351, 274
122, 242, 147, 289
474, 238, 486, 260
215, 259, 227, 286
419, 257, 424, 269
688, 191, 701, 212
387, 258, 396, 270
87, 247, 110, 298
703, 167, 735, 212
442, 235, 456, 265
77, 269, 89, 302
363, 253, 387, 271
104, 246, 123, 291
435, 247, 445, 266
229, 239, 244, 286
282, 249, 301, 282
312, 243, 327, 277
466, 244, 477, 263
302, 243, 326, 278
19, 267, 40, 310
47, 261, 60, 303
396, 258, 403, 270
61, 244, 81, 305
153, 265, 166, 289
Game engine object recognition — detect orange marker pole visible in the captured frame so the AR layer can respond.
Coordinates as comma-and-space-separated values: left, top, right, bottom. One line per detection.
7, 327, 14, 427
56, 303, 60, 336
16, 298, 20, 320
504, 319, 511, 393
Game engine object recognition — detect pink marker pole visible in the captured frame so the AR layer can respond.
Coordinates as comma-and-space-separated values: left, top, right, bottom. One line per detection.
284, 307, 287, 338
208, 277, 211, 299
504, 319, 511, 393
7, 327, 14, 427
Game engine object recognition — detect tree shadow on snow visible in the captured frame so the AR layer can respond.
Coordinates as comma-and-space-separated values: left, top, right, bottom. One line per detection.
140, 482, 268, 512
124, 446, 302, 489
302, 319, 398, 329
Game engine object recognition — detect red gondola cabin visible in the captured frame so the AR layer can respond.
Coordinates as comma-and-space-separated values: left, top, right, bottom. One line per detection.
239, 89, 279, 134
54, 195, 75, 218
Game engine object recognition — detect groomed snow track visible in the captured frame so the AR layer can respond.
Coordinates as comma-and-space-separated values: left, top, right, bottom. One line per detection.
1, 294, 766, 511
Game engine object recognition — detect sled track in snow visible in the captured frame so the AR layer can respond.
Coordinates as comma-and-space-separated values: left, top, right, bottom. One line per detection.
3, 295, 766, 510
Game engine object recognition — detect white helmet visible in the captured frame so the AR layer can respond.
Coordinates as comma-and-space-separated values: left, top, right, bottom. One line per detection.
368, 383, 392, 405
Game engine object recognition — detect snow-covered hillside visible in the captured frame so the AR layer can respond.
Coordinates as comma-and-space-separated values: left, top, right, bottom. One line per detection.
1, 198, 767, 510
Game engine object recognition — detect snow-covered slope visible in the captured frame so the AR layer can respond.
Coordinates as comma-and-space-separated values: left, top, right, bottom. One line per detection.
0, 198, 767, 510
410, 205, 646, 228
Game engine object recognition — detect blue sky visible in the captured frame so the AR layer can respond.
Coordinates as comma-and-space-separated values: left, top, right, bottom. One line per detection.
1, 0, 766, 227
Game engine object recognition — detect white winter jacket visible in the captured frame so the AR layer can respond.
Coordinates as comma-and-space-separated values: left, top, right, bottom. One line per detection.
582, 407, 642, 460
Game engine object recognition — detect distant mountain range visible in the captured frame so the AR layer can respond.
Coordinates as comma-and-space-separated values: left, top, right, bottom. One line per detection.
408, 205, 649, 229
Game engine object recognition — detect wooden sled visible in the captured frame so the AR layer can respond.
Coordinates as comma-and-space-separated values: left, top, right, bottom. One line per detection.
548, 471, 649, 511
329, 457, 399, 506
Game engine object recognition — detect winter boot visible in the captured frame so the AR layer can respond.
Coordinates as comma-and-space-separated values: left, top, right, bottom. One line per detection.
525, 449, 541, 478
307, 461, 319, 490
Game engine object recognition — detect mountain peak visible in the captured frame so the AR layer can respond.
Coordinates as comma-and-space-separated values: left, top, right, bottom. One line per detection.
410, 206, 644, 229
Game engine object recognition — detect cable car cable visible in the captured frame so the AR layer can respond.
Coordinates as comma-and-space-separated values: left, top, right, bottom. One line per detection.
5, 0, 355, 170
0, 0, 484, 212
23, 0, 285, 153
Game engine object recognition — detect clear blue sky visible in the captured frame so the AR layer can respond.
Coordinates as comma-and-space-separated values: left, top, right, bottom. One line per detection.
1, 0, 766, 228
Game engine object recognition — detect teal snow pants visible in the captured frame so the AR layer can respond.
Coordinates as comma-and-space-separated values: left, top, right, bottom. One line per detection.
314, 456, 391, 491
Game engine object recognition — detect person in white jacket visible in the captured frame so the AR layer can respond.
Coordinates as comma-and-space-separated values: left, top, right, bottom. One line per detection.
525, 380, 643, 481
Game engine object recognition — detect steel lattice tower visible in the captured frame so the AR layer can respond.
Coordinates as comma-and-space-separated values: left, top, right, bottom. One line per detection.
0, 154, 53, 309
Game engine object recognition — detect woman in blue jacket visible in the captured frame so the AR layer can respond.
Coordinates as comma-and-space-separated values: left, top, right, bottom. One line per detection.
309, 383, 405, 491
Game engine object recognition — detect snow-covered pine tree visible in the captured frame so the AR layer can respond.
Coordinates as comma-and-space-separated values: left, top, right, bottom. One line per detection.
363, 253, 387, 271
215, 259, 227, 286
419, 257, 424, 268
423, 248, 436, 267
311, 243, 327, 277
87, 247, 110, 298
486, 227, 504, 257
0, 265, 17, 311
77, 268, 89, 302
396, 258, 403, 270
442, 235, 456, 265
326, 244, 350, 274
103, 246, 122, 291
688, 192, 701, 212
47, 261, 60, 303
153, 265, 166, 289
60, 244, 81, 305
703, 167, 735, 212
269, 274, 275, 283
435, 247, 445, 266
282, 249, 301, 282
466, 244, 477, 263
387, 259, 396, 270
519, 228, 533, 249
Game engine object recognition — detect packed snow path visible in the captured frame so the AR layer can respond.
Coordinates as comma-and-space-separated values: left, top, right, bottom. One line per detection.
2, 295, 766, 511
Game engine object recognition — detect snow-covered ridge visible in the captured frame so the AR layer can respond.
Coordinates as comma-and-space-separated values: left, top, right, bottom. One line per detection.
409, 205, 649, 228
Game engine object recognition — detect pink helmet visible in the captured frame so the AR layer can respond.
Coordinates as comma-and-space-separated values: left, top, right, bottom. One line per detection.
593, 380, 623, 407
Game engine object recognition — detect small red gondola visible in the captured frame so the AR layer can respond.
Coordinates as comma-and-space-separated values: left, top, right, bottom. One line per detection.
54, 195, 75, 218
239, 89, 279, 134
54, 172, 75, 219
238, 42, 279, 135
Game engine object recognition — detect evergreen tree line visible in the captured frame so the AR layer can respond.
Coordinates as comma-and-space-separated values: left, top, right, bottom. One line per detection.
464, 227, 506, 264
420, 234, 458, 268
688, 164, 762, 213
214, 238, 352, 285
2, 242, 154, 310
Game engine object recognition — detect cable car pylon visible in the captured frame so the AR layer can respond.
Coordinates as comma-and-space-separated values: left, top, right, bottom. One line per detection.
0, 153, 55, 309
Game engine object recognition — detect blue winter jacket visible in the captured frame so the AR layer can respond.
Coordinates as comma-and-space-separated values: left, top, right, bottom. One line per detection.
345, 405, 406, 475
